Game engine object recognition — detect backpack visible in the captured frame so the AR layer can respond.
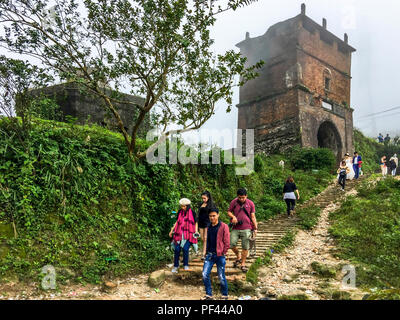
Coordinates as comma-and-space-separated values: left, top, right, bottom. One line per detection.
390, 159, 397, 169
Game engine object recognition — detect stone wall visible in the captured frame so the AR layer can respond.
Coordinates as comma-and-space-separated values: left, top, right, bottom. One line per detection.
28, 82, 150, 137
238, 88, 301, 154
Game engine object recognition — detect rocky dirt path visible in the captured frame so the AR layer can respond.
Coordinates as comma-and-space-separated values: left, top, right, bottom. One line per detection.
256, 186, 367, 300
0, 176, 371, 300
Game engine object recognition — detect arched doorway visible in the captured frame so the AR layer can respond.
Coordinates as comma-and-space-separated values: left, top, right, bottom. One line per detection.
317, 121, 343, 163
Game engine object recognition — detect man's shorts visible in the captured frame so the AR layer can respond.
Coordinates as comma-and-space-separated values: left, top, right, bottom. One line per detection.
230, 229, 252, 250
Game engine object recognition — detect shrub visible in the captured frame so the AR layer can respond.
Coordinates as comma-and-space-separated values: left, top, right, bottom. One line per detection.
0, 117, 334, 283
287, 147, 336, 172
297, 205, 322, 230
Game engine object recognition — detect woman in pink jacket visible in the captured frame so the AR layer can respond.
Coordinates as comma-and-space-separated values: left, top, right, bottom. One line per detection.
169, 198, 198, 273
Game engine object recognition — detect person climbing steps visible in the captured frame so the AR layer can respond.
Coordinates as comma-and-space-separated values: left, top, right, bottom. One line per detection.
337, 160, 350, 191
227, 188, 257, 273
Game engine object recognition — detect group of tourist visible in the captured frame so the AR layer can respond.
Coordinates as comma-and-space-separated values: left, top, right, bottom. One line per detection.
168, 146, 398, 300
377, 133, 391, 144
380, 154, 398, 177
169, 188, 256, 300
337, 149, 399, 183
336, 151, 362, 191
169, 177, 301, 300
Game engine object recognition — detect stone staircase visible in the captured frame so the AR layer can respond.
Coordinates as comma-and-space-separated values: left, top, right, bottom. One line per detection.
170, 176, 363, 280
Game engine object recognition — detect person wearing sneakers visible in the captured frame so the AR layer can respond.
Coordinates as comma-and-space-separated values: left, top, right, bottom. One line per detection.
283, 176, 300, 218
169, 198, 198, 273
227, 188, 257, 273
337, 160, 350, 191
202, 208, 230, 300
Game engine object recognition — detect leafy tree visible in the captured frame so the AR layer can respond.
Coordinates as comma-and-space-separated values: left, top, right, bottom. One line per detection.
0, 0, 263, 159
0, 55, 53, 147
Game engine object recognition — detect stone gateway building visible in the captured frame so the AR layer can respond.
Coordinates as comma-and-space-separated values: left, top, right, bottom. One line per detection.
236, 4, 356, 162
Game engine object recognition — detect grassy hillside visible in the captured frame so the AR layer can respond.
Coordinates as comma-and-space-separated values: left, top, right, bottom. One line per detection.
0, 117, 335, 285
329, 177, 400, 298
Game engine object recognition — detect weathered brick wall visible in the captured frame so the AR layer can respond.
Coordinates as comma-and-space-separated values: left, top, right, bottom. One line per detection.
297, 52, 351, 106
238, 89, 301, 154
344, 107, 354, 153
237, 17, 299, 104
298, 17, 352, 73
29, 82, 150, 137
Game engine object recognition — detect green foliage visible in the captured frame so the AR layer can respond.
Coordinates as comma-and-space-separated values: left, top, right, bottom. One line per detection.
331, 290, 351, 300
245, 251, 272, 284
297, 205, 322, 230
271, 230, 296, 254
287, 147, 336, 172
253, 153, 264, 173
0, 119, 333, 284
310, 261, 337, 278
277, 294, 309, 300
329, 178, 400, 289
246, 257, 262, 284
257, 194, 285, 220
365, 289, 400, 300
353, 129, 382, 173
30, 97, 63, 122
0, 55, 53, 144
0, 0, 263, 158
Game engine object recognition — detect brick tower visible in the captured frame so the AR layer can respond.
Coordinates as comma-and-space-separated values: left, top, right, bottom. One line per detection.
236, 3, 356, 162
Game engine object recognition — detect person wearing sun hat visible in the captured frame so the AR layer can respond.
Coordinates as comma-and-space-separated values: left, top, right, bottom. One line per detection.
169, 198, 198, 273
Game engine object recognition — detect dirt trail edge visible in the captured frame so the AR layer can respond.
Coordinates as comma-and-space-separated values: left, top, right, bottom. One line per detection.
256, 181, 368, 300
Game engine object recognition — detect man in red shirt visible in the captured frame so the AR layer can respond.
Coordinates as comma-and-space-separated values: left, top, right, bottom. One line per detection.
227, 188, 257, 272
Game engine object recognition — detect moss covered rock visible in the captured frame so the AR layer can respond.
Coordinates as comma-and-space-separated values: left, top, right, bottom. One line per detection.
311, 261, 337, 278
331, 290, 351, 300
148, 270, 166, 288
277, 293, 309, 300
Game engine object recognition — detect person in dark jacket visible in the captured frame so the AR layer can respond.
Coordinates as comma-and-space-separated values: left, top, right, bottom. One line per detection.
197, 191, 215, 260
283, 176, 300, 218
202, 207, 230, 300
